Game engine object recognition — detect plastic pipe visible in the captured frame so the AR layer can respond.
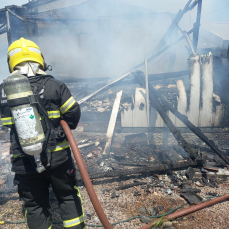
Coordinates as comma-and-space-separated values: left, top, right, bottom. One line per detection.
61, 120, 113, 229
139, 193, 229, 229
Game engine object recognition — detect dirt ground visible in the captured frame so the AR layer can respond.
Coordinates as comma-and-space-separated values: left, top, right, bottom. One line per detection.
0, 132, 229, 229
0, 175, 228, 229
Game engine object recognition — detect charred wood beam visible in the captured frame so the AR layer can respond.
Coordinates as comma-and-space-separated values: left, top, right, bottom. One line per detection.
178, 26, 195, 54
115, 181, 147, 191
0, 23, 6, 30
181, 188, 201, 193
6, 7, 24, 21
155, 0, 193, 51
5, 7, 33, 38
5, 7, 34, 23
193, 0, 203, 52
116, 70, 189, 86
133, 71, 229, 165
188, 0, 199, 11
78, 70, 188, 89
76, 159, 198, 180
78, 72, 131, 104
0, 27, 7, 35
148, 70, 189, 81
116, 162, 152, 167
24, 17, 86, 22
6, 10, 11, 45
134, 72, 197, 160
23, 16, 31, 38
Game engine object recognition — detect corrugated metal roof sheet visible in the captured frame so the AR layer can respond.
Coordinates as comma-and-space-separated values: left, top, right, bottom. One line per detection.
202, 22, 229, 40
29, 0, 163, 20
198, 38, 218, 49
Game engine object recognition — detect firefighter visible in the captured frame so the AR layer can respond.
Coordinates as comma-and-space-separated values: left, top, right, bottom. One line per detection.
0, 38, 85, 229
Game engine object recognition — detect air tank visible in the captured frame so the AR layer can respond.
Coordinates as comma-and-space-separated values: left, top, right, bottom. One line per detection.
4, 74, 46, 173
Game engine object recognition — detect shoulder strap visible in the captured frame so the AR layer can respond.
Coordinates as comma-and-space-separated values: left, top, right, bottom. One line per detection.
29, 75, 53, 94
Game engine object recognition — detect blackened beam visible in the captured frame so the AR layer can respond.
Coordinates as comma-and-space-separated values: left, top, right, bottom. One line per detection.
6, 7, 32, 38
155, 0, 193, 52
134, 71, 229, 165
149, 70, 189, 81
193, 0, 202, 52
83, 70, 189, 98
115, 181, 147, 191
76, 159, 198, 180
5, 7, 35, 23
24, 16, 86, 22
117, 70, 189, 86
6, 11, 11, 46
78, 72, 132, 104
134, 71, 197, 161
0, 23, 6, 30
188, 0, 199, 11
78, 29, 193, 104
178, 25, 195, 54
23, 15, 31, 38
0, 27, 7, 35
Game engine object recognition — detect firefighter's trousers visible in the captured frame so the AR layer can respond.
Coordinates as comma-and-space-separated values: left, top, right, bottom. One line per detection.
15, 158, 85, 229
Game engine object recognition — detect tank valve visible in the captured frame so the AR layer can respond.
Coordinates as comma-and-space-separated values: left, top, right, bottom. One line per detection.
34, 155, 46, 173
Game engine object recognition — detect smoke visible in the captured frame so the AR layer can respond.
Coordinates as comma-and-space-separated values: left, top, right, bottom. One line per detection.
0, 0, 227, 84
38, 0, 229, 80
36, 0, 194, 80
0, 0, 227, 83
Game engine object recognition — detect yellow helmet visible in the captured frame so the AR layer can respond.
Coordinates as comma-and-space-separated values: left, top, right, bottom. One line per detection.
7, 37, 44, 72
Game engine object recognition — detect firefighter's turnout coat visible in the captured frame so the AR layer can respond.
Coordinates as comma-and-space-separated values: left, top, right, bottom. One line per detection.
0, 74, 81, 174
0, 74, 85, 229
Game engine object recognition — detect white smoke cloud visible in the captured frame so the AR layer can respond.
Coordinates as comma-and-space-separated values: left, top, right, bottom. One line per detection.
0, 0, 228, 84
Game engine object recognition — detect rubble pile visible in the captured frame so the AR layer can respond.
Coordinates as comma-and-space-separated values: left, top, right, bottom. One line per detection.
66, 79, 179, 122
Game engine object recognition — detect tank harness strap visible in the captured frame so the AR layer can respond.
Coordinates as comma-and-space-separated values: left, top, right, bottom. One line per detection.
30, 76, 52, 94
7, 94, 39, 107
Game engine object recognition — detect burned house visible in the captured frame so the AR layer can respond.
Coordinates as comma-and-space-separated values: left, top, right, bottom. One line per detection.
0, 0, 229, 194
0, 2, 229, 228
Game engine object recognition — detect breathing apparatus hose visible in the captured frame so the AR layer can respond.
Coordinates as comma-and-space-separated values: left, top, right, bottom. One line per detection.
60, 120, 113, 229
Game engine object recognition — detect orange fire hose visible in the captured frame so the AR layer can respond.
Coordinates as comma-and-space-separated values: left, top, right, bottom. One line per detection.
139, 193, 229, 229
61, 120, 113, 229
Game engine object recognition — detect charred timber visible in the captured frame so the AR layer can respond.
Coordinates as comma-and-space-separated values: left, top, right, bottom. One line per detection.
133, 71, 229, 165
115, 181, 147, 191
155, 0, 193, 51
76, 159, 198, 180
134, 72, 197, 160
116, 70, 189, 86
